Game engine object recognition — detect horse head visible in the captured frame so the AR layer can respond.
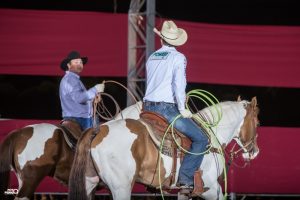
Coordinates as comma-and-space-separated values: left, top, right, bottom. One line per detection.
235, 96, 260, 161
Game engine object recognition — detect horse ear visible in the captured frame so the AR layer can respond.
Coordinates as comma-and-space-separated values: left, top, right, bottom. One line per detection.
237, 95, 242, 102
251, 96, 257, 107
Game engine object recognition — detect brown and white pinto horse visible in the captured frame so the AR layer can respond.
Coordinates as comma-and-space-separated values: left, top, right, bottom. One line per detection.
68, 97, 260, 200
0, 102, 142, 200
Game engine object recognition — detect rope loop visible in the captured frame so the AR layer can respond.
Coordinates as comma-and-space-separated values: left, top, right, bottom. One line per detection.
94, 80, 139, 121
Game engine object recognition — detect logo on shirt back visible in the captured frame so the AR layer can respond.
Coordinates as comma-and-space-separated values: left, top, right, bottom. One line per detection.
150, 51, 170, 60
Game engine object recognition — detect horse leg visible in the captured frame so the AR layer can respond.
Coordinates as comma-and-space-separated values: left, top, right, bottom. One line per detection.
85, 176, 99, 200
97, 158, 135, 200
16, 176, 42, 199
100, 165, 133, 200
201, 182, 223, 200
16, 165, 52, 199
110, 186, 132, 200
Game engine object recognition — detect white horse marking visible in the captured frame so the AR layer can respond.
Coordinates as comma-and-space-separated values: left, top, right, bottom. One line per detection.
160, 154, 181, 187
85, 176, 100, 195
91, 120, 137, 191
16, 173, 23, 191
18, 123, 57, 170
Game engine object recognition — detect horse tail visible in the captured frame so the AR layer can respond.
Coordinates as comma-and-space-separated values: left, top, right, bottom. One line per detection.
0, 131, 16, 200
68, 128, 95, 200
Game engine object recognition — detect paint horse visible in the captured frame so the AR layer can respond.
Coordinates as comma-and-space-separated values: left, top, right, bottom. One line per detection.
0, 102, 142, 200
68, 97, 260, 200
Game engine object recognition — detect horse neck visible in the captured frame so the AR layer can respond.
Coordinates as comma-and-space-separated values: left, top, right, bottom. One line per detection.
201, 101, 247, 145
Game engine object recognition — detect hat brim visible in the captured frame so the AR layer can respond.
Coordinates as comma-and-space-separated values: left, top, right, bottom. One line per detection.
155, 28, 187, 46
60, 57, 88, 71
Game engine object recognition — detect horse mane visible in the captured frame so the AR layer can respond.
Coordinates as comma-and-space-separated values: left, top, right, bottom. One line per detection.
200, 100, 247, 122
198, 100, 248, 142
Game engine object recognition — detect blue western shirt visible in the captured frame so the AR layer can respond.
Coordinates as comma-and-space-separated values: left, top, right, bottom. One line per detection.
59, 71, 98, 118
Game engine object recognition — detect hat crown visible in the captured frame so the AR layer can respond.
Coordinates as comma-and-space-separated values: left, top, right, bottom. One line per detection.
60, 50, 88, 71
161, 21, 180, 40
67, 51, 81, 60
153, 20, 187, 46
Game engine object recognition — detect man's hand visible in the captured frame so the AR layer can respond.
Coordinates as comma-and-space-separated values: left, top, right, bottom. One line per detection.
180, 109, 193, 118
94, 94, 101, 104
95, 83, 105, 93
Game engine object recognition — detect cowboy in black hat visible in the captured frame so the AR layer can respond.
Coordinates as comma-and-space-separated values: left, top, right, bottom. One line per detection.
59, 50, 104, 130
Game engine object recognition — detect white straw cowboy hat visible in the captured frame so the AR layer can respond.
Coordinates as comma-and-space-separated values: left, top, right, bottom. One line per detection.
153, 20, 188, 46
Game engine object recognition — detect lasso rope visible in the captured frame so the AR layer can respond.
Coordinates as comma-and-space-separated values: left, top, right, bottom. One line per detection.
103, 80, 139, 104
94, 80, 140, 121
158, 89, 228, 200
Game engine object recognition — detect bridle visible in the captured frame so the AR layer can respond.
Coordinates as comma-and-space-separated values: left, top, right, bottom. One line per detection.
225, 135, 258, 168
226, 101, 260, 167
231, 134, 257, 160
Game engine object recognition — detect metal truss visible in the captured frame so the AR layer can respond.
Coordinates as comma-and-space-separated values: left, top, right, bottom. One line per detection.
127, 0, 155, 106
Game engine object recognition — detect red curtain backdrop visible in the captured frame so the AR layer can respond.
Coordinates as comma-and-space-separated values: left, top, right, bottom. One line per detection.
177, 21, 300, 88
0, 9, 128, 77
1, 9, 300, 88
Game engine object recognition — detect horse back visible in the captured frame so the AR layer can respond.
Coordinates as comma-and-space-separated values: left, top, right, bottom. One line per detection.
90, 119, 165, 186
92, 118, 157, 158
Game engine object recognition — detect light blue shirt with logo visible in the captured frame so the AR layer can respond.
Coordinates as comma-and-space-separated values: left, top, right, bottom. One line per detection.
143, 45, 187, 111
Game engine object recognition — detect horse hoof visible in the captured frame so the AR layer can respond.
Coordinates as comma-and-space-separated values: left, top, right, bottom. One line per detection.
179, 188, 192, 195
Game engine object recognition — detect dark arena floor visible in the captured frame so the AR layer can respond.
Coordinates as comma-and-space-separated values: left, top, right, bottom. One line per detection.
4, 194, 300, 200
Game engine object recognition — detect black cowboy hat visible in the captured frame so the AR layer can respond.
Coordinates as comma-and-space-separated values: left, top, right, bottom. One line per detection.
60, 51, 88, 71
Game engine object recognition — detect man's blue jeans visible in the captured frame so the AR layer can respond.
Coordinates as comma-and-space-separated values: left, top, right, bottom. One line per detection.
63, 117, 94, 131
143, 101, 208, 186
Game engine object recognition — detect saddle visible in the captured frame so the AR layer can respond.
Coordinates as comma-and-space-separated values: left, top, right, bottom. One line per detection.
140, 111, 205, 196
140, 111, 191, 157
56, 119, 83, 151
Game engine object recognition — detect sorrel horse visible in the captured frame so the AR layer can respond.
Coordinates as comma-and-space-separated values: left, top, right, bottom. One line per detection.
68, 97, 260, 200
0, 102, 142, 200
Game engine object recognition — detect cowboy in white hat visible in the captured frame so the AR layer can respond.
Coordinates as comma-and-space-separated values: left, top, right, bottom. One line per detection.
143, 21, 208, 190
59, 50, 105, 131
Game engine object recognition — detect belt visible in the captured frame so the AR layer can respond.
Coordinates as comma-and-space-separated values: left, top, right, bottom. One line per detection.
143, 101, 175, 106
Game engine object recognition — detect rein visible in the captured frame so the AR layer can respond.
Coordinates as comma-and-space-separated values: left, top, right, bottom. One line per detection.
225, 138, 254, 168
232, 135, 256, 156
225, 124, 258, 169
